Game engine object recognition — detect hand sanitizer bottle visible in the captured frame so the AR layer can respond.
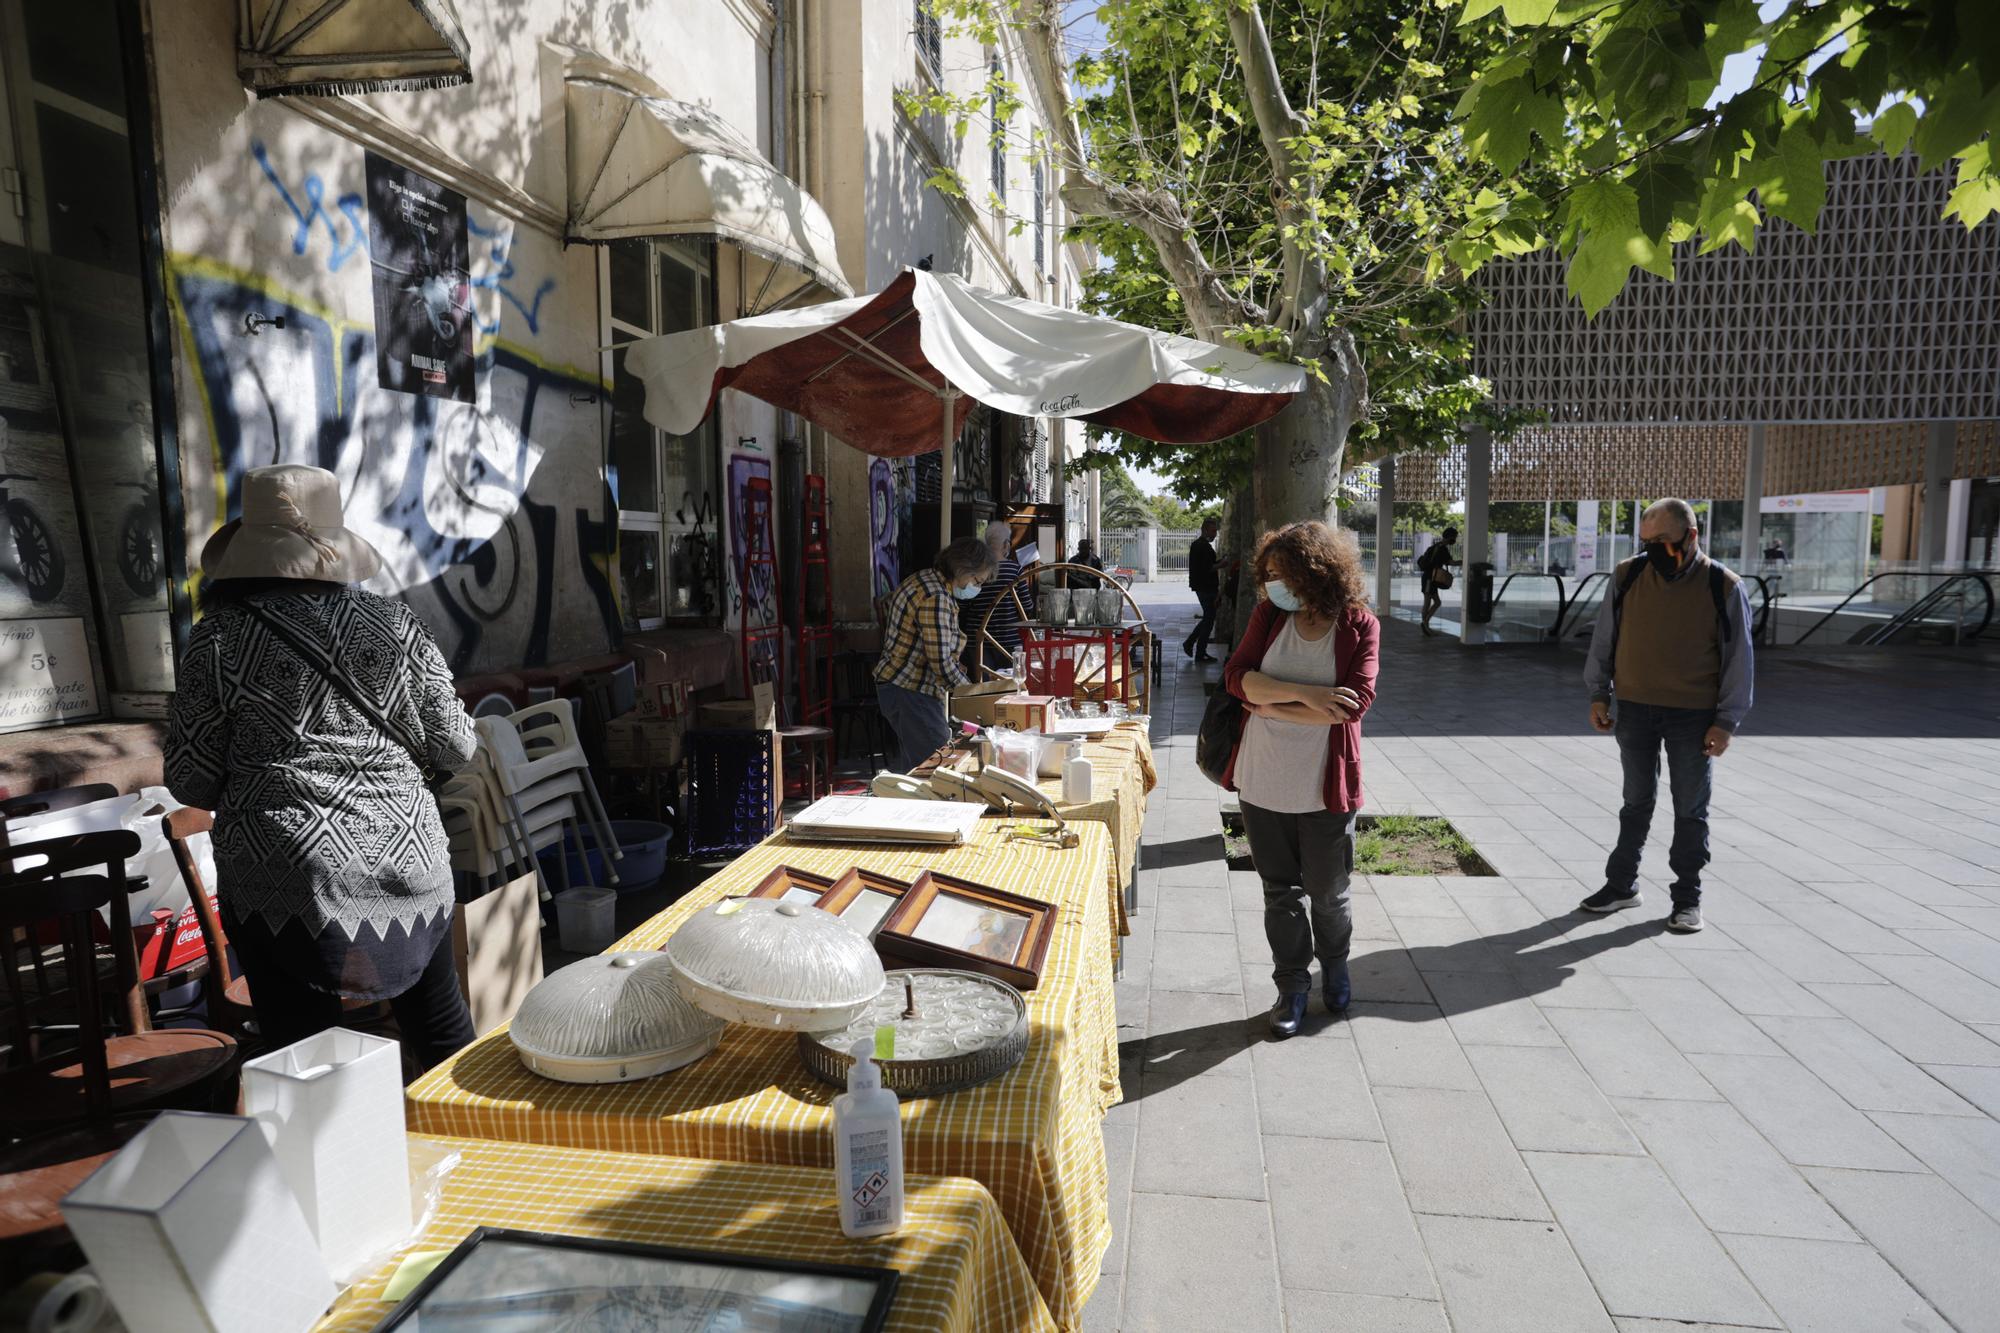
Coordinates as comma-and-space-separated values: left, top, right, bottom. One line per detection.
1062, 738, 1093, 803
833, 1038, 904, 1238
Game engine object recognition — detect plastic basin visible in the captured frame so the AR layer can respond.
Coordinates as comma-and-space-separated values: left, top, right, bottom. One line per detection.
535, 820, 672, 895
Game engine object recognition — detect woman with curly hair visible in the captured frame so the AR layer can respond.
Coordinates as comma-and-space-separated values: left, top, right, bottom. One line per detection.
1220, 521, 1380, 1038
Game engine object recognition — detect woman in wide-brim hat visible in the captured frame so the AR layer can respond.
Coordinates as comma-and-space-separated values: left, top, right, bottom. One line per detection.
167, 464, 478, 1073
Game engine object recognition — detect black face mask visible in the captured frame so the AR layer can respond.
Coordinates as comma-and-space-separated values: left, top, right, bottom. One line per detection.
1643, 537, 1684, 576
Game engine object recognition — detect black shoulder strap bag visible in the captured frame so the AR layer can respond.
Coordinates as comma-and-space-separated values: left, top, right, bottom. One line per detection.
242, 602, 448, 795
1195, 682, 1243, 785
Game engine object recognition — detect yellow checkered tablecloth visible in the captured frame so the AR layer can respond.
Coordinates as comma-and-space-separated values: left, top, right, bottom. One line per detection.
405, 819, 1118, 1330
1035, 723, 1155, 952
313, 1137, 1055, 1332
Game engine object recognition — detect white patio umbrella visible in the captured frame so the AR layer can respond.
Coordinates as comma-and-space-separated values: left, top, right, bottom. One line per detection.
624, 268, 1306, 541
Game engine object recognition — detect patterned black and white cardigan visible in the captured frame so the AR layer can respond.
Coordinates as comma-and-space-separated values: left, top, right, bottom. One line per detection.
165, 586, 476, 948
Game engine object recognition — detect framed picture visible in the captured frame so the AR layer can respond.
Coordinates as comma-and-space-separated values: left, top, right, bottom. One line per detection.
876, 871, 1055, 991
817, 868, 913, 939
744, 864, 839, 907
370, 1226, 899, 1332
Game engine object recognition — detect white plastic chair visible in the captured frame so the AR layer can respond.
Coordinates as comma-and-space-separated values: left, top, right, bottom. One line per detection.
507, 702, 623, 870
471, 716, 619, 893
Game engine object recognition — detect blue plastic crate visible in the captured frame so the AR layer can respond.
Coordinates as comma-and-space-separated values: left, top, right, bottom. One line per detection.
685, 727, 777, 855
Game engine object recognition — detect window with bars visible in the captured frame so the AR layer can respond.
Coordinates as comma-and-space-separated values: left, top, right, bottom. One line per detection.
914, 1, 941, 77
989, 56, 1006, 206
1032, 161, 1046, 271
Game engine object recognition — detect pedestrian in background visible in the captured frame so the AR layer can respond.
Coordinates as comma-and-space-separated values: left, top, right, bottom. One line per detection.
961, 520, 1032, 672
1219, 522, 1379, 1038
1418, 526, 1458, 636
1582, 497, 1754, 934
166, 464, 478, 1073
1183, 515, 1221, 663
1070, 537, 1104, 590
875, 536, 997, 772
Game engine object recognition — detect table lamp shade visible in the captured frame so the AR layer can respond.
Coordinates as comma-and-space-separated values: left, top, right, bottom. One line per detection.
241, 1028, 412, 1279
62, 1111, 337, 1333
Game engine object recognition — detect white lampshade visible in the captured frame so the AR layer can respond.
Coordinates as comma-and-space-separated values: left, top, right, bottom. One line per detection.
62, 1111, 336, 1333
510, 952, 724, 1084
666, 898, 885, 1030
240, 1028, 411, 1281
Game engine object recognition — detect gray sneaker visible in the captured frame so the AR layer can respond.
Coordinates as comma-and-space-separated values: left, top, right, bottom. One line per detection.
1666, 905, 1704, 933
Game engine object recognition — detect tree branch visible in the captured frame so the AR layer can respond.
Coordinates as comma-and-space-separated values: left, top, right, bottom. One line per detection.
1224, 1, 1326, 346
1060, 177, 1262, 340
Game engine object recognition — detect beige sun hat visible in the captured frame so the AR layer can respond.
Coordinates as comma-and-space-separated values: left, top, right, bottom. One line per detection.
200, 463, 382, 584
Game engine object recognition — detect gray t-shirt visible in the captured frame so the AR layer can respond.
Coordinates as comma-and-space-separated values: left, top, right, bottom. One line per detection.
1234, 616, 1341, 813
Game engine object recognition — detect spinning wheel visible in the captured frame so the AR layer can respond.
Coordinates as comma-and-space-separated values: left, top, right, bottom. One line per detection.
973, 561, 1153, 716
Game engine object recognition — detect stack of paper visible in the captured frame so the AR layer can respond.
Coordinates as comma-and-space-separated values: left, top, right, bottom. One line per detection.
787, 795, 987, 845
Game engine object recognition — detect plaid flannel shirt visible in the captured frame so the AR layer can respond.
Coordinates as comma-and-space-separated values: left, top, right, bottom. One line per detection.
875, 567, 971, 698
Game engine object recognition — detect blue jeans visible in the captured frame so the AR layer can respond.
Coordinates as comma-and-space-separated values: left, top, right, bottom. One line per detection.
1604, 701, 1714, 906
876, 680, 950, 772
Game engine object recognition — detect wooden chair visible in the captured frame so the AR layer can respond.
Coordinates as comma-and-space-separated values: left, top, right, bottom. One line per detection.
829, 650, 888, 771
1, 783, 120, 1024
0, 829, 238, 1272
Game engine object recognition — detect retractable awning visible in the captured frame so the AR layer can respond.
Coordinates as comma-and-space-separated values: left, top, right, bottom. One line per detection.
624, 268, 1303, 539
566, 69, 851, 311
238, 0, 472, 98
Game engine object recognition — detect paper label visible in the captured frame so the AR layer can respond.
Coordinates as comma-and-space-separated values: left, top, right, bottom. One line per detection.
0, 617, 99, 730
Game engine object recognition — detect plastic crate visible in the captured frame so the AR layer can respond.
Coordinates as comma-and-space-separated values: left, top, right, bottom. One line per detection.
684, 727, 778, 855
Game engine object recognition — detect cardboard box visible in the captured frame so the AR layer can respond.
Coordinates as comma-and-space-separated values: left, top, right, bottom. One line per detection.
995, 693, 1059, 731
453, 870, 543, 1037
604, 716, 687, 770
624, 642, 680, 686
697, 679, 777, 730
635, 677, 692, 721
950, 679, 1019, 727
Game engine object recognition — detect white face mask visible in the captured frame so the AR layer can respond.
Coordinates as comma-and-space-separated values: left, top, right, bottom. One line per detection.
1265, 579, 1302, 612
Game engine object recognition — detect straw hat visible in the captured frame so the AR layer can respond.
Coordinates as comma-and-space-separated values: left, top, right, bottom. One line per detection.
200, 464, 382, 584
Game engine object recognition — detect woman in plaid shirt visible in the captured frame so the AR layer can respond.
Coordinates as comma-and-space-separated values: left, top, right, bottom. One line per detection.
874, 536, 998, 771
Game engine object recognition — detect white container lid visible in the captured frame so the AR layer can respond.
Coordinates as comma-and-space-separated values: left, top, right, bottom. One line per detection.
509, 952, 723, 1084
665, 897, 886, 1031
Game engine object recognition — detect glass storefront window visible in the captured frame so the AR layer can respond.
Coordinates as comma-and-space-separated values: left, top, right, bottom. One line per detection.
0, 0, 175, 733
607, 237, 719, 627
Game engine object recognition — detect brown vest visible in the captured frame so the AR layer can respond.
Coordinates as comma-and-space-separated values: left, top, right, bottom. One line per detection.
1612, 556, 1730, 711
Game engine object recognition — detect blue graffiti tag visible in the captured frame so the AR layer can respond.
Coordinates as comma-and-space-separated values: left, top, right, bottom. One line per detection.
251, 140, 368, 271
467, 215, 557, 337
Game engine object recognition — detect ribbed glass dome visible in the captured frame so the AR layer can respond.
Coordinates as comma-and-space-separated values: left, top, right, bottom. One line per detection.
510, 952, 724, 1084
665, 897, 886, 1030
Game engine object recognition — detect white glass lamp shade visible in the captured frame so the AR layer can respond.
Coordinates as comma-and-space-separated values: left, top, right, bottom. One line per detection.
240, 1028, 410, 1281
666, 898, 886, 1030
61, 1111, 337, 1333
510, 952, 725, 1083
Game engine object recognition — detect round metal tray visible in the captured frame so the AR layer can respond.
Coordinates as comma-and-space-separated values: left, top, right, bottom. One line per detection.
798, 969, 1028, 1099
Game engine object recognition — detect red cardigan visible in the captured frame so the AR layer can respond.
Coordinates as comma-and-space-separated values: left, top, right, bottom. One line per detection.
1220, 600, 1379, 813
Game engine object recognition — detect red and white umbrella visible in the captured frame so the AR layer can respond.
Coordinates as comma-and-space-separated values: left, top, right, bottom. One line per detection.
625, 268, 1304, 537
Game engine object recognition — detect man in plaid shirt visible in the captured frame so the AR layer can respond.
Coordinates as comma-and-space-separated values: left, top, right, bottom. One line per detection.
875, 536, 998, 771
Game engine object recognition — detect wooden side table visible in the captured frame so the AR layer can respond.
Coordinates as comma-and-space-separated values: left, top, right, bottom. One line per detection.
776, 723, 835, 801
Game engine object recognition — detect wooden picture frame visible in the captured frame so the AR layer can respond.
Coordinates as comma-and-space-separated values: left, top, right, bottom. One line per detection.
876, 871, 1055, 991
744, 864, 839, 908
816, 867, 913, 940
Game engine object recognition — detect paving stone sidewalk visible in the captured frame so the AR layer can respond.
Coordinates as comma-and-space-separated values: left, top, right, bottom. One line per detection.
1084, 581, 2000, 1333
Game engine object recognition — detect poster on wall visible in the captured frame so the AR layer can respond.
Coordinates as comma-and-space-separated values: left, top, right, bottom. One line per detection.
0, 617, 100, 732
1574, 501, 1599, 580
365, 151, 474, 402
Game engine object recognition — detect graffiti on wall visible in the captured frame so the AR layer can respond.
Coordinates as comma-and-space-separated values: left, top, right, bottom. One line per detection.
171, 260, 616, 672
727, 451, 776, 624
868, 456, 899, 601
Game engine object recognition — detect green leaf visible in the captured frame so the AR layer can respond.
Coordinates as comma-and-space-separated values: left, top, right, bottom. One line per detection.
1944, 143, 2000, 229
1596, 21, 1706, 133
1697, 198, 1761, 254
1628, 156, 1699, 239
1463, 76, 1567, 173
1459, 0, 1508, 26
1757, 127, 1826, 231
1501, 0, 1560, 23
1911, 70, 1994, 173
